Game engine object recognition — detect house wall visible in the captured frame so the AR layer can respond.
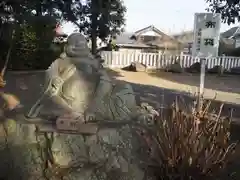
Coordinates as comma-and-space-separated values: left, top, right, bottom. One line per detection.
141, 30, 162, 36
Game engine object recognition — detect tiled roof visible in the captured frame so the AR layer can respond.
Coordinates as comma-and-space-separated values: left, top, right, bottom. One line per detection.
114, 25, 179, 48
114, 32, 135, 45
221, 26, 239, 38
232, 27, 240, 38
114, 33, 152, 47
172, 31, 194, 44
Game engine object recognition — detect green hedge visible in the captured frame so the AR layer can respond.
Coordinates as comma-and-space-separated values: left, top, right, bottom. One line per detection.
0, 16, 64, 71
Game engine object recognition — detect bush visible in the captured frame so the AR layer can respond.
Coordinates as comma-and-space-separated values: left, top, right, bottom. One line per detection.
3, 16, 61, 70
145, 100, 237, 180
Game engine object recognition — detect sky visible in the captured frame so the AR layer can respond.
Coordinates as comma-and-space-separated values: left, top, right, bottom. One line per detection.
62, 0, 238, 35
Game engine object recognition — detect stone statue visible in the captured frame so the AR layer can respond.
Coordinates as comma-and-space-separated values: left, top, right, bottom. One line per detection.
0, 33, 159, 180
27, 33, 137, 122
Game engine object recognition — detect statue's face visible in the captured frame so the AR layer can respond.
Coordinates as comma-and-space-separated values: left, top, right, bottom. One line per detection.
65, 33, 90, 57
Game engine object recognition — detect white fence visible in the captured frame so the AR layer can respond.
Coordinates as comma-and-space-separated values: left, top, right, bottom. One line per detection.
101, 51, 240, 70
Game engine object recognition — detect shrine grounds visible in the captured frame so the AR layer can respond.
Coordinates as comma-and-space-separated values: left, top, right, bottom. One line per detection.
0, 69, 240, 178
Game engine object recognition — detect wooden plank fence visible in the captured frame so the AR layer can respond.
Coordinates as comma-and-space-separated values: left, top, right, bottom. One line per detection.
101, 51, 240, 71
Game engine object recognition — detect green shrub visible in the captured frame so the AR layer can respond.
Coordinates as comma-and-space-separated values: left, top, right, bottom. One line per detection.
5, 16, 61, 70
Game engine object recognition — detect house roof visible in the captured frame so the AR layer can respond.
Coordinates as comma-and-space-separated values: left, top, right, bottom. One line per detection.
133, 25, 176, 40
134, 25, 163, 36
114, 32, 150, 47
173, 31, 193, 37
232, 27, 240, 38
172, 31, 194, 44
114, 25, 178, 48
114, 32, 135, 45
221, 26, 239, 39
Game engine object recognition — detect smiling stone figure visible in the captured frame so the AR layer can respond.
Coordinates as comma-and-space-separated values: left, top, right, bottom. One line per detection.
27, 33, 137, 122
0, 33, 158, 180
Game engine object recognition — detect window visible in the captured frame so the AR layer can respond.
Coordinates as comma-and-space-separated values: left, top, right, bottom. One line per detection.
140, 35, 157, 42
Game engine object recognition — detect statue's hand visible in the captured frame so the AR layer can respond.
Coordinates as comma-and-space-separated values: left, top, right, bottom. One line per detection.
1, 93, 21, 110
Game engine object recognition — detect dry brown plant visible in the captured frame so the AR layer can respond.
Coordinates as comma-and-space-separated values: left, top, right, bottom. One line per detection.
146, 98, 237, 180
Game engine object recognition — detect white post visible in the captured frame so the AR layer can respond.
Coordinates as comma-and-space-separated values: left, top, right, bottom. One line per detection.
198, 58, 206, 111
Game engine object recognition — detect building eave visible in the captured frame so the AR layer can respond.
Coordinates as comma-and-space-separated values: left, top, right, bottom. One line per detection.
116, 43, 150, 48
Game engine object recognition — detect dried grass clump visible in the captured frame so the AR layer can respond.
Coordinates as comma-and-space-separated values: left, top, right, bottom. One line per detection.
147, 99, 237, 180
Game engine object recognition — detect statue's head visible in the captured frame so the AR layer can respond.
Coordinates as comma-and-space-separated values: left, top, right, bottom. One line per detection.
65, 33, 90, 57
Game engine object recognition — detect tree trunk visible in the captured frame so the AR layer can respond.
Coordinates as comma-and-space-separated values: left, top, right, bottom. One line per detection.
36, 2, 42, 16
91, 29, 97, 55
90, 0, 98, 55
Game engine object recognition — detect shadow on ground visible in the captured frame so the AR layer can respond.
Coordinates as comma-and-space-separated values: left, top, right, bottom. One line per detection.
106, 68, 124, 78
148, 70, 240, 94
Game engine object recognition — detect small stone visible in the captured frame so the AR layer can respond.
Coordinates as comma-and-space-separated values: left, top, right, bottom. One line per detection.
132, 62, 147, 72
187, 62, 208, 73
208, 65, 225, 74
166, 62, 183, 73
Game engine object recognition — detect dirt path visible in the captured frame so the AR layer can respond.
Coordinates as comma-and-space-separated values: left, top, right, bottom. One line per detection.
112, 69, 240, 105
